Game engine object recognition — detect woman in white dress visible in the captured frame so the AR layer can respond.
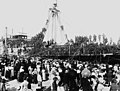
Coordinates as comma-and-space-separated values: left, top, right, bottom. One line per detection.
37, 71, 42, 88
19, 77, 29, 91
97, 76, 105, 91
42, 67, 46, 81
19, 77, 33, 91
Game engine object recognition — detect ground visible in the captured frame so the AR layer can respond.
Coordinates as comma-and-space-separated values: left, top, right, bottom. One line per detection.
1, 79, 110, 91
5, 79, 51, 91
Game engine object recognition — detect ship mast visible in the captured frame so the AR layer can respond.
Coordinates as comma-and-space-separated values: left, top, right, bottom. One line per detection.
43, 0, 67, 46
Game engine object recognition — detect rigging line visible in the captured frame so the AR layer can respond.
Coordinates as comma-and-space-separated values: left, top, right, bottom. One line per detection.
60, 13, 73, 27
57, 12, 61, 26
110, 56, 120, 60
70, 43, 87, 60
45, 9, 52, 29
56, 0, 57, 3
60, 15, 76, 41
70, 47, 80, 60
55, 0, 58, 6
60, 14, 75, 32
52, 13, 55, 42
45, 8, 53, 30
57, 12, 67, 44
57, 13, 63, 43
54, 13, 57, 43
65, 34, 69, 42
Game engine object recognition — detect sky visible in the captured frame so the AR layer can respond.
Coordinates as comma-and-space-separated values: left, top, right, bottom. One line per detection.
0, 0, 120, 43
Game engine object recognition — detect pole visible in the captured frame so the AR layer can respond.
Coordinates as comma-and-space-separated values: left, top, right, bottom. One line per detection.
83, 43, 85, 55
54, 0, 57, 6
5, 27, 7, 48
69, 44, 70, 56
12, 28, 13, 38
4, 27, 8, 55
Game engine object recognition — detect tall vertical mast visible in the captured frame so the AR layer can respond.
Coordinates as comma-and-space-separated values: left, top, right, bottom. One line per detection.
12, 28, 13, 38
43, 0, 68, 45
5, 27, 7, 48
3, 27, 8, 55
55, 0, 57, 6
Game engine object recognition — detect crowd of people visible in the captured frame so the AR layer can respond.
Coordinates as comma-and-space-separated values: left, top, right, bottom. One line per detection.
48, 59, 120, 91
0, 56, 120, 91
0, 56, 49, 91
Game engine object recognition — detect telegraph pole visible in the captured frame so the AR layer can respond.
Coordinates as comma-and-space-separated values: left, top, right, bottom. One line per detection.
5, 27, 7, 48
4, 27, 8, 55
69, 43, 71, 56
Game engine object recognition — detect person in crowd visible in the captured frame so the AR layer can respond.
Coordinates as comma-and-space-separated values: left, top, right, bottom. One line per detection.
18, 66, 25, 82
110, 79, 118, 91
27, 73, 32, 90
10, 61, 14, 80
32, 68, 38, 84
19, 76, 29, 91
0, 72, 2, 90
63, 66, 70, 91
14, 59, 21, 79
57, 63, 65, 87
117, 80, 120, 91
23, 59, 29, 74
42, 66, 46, 81
106, 69, 114, 86
37, 71, 42, 89
31, 59, 36, 70
46, 61, 50, 74
96, 75, 105, 91
81, 76, 93, 91
115, 71, 120, 83
91, 75, 97, 91
76, 66, 82, 87
28, 66, 33, 75
68, 64, 78, 91
50, 63, 60, 90
52, 77, 58, 91
1, 77, 7, 91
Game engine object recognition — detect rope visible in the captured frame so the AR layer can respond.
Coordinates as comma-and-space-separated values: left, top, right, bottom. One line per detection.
51, 14, 54, 41
70, 47, 80, 60
54, 14, 57, 43
45, 9, 52, 29
57, 14, 63, 43
110, 56, 120, 60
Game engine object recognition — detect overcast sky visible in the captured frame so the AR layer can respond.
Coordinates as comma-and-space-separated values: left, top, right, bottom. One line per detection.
0, 0, 120, 43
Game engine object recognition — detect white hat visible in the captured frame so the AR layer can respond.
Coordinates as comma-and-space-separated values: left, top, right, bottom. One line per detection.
1, 76, 7, 80
98, 77, 105, 84
109, 65, 112, 68
20, 68, 24, 72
